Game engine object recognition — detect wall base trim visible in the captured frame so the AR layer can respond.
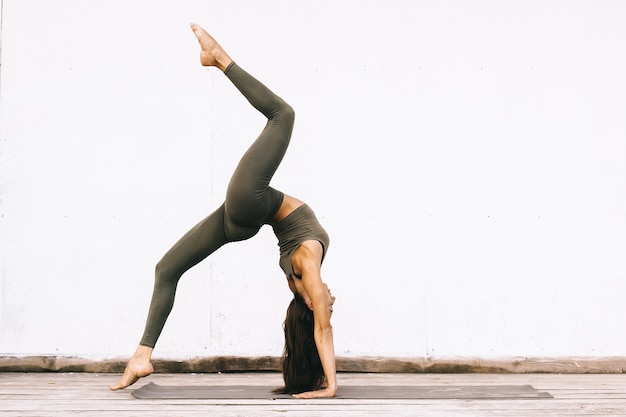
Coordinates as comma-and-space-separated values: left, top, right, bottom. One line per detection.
1, 356, 624, 374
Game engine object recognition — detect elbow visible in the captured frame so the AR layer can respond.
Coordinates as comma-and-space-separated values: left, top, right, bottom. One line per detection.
315, 325, 333, 340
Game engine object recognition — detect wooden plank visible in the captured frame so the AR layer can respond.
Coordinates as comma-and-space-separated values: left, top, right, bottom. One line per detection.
1, 373, 626, 416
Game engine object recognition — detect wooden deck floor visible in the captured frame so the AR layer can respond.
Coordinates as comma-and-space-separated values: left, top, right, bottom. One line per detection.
1, 372, 625, 416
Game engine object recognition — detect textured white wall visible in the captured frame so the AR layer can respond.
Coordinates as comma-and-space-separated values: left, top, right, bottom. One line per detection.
1, 0, 625, 360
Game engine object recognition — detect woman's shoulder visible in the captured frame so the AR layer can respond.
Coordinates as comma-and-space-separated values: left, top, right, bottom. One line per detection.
292, 240, 324, 266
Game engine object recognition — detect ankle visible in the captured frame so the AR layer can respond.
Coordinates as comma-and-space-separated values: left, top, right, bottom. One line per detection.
133, 345, 153, 360
216, 55, 233, 72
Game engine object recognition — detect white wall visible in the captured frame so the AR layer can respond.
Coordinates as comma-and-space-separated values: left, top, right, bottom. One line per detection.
1, 0, 625, 360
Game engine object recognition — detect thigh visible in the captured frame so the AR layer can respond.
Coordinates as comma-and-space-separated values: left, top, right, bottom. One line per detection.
158, 203, 230, 278
225, 121, 292, 225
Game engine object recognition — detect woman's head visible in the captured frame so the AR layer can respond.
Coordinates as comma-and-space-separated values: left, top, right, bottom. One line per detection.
273, 293, 325, 394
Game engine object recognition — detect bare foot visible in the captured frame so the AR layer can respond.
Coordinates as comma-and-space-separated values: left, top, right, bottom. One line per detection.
190, 22, 233, 71
109, 347, 154, 390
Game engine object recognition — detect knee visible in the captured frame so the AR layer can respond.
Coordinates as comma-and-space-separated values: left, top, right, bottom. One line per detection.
273, 101, 295, 125
154, 257, 178, 287
283, 102, 295, 124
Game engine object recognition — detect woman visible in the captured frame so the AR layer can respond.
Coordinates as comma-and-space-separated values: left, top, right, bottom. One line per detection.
109, 23, 337, 399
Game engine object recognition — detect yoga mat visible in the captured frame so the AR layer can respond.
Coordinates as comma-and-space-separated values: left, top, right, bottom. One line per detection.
132, 382, 553, 400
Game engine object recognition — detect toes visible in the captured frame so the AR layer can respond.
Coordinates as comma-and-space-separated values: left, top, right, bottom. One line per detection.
109, 375, 138, 391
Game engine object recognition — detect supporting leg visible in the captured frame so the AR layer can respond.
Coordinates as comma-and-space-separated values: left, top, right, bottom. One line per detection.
110, 205, 229, 390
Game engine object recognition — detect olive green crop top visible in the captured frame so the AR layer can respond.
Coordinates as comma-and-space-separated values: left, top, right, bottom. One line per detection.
271, 204, 329, 279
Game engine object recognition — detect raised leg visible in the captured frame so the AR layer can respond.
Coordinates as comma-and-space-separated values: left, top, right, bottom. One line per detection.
190, 23, 295, 230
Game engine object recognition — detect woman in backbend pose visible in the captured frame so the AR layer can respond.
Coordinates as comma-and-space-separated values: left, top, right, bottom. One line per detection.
109, 23, 336, 399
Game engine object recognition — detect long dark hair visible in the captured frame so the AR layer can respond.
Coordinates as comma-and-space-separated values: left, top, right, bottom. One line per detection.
273, 293, 325, 394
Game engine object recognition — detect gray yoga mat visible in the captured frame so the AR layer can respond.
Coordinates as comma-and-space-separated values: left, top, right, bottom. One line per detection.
132, 382, 553, 400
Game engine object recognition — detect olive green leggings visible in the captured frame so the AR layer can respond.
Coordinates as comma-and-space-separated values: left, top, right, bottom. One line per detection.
140, 62, 294, 347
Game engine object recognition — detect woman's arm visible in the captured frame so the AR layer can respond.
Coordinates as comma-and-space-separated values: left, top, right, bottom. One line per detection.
291, 241, 337, 399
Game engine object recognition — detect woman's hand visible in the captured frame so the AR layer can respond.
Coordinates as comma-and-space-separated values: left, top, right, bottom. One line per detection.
293, 386, 337, 399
